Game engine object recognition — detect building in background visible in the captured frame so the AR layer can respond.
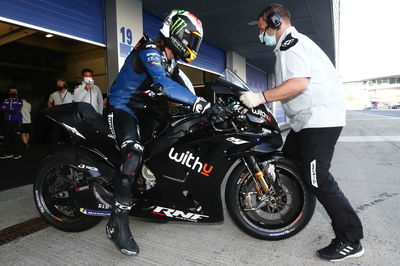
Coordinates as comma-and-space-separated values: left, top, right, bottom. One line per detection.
343, 75, 400, 110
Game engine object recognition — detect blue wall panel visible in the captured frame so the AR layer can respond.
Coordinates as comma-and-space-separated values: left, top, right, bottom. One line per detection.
246, 63, 267, 92
143, 12, 225, 75
274, 101, 286, 124
0, 0, 105, 44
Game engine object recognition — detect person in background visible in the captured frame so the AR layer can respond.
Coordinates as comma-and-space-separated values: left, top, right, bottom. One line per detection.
48, 78, 73, 150
20, 98, 32, 148
47, 78, 73, 108
73, 68, 103, 114
0, 86, 23, 159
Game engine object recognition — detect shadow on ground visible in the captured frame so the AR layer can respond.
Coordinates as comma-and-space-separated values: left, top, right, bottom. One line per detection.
0, 144, 50, 191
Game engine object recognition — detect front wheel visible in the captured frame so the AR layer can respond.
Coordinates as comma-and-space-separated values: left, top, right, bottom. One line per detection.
225, 158, 315, 240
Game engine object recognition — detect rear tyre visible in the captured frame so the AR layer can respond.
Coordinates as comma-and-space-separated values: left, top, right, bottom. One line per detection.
33, 150, 102, 232
225, 158, 315, 240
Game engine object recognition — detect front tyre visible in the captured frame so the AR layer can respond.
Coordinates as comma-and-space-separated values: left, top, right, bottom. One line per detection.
33, 150, 102, 232
225, 158, 315, 240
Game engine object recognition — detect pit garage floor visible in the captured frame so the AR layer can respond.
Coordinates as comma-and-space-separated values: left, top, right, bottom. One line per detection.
1, 110, 400, 265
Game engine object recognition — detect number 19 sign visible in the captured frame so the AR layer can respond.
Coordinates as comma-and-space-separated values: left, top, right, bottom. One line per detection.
119, 26, 133, 58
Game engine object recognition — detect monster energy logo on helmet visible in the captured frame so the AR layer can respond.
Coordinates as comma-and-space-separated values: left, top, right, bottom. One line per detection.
171, 17, 188, 35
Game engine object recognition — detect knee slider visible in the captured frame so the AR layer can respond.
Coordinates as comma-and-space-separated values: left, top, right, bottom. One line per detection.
120, 141, 143, 176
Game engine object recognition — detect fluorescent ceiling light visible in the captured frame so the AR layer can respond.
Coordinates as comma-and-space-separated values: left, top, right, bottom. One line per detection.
45, 34, 54, 38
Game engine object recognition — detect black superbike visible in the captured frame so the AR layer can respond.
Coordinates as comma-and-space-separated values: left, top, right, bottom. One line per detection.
33, 73, 315, 240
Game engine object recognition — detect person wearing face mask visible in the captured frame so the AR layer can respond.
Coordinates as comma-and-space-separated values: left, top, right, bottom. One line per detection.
0, 86, 23, 159
47, 79, 74, 150
239, 3, 364, 262
47, 78, 73, 108
73, 68, 103, 114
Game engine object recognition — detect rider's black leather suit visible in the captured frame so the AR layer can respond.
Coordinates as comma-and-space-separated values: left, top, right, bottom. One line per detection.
107, 35, 200, 206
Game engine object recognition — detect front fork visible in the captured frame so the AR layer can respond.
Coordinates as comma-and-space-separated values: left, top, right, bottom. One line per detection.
242, 156, 276, 195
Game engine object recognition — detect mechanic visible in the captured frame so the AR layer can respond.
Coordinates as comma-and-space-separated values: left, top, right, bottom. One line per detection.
240, 4, 364, 262
105, 10, 212, 256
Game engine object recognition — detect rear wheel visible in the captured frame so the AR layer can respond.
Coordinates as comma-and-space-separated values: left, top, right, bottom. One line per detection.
33, 150, 102, 232
225, 158, 315, 240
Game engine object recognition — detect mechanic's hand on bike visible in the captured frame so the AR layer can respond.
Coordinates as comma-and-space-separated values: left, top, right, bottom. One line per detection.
239, 91, 267, 108
227, 100, 247, 115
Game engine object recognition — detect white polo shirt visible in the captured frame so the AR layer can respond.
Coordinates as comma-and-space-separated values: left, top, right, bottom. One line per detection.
21, 99, 31, 124
73, 83, 103, 114
48, 90, 74, 106
273, 26, 346, 132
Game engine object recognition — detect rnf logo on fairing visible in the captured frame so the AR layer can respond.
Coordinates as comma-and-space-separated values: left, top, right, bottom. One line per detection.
152, 206, 209, 221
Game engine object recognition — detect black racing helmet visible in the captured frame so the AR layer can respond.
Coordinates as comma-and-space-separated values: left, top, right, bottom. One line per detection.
160, 10, 203, 63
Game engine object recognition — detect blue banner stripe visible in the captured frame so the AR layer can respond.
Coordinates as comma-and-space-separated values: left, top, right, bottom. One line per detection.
0, 0, 105, 44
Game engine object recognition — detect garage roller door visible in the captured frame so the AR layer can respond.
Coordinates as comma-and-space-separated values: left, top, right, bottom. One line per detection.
0, 0, 105, 46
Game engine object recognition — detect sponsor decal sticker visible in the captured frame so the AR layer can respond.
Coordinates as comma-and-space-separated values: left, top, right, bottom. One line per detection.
35, 190, 45, 214
78, 164, 98, 172
310, 159, 318, 187
80, 208, 111, 216
168, 147, 214, 176
226, 137, 249, 145
151, 206, 209, 222
149, 61, 161, 67
171, 17, 187, 35
251, 108, 269, 119
147, 56, 160, 62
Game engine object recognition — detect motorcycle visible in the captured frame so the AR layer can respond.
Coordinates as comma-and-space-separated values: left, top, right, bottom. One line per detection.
33, 70, 315, 240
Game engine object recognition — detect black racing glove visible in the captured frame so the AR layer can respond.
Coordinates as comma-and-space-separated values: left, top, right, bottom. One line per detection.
192, 97, 211, 114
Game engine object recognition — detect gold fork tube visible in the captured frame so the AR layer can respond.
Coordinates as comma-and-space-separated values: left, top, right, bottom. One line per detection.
254, 171, 270, 193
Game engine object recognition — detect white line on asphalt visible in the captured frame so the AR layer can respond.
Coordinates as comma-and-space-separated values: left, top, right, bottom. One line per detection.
347, 118, 400, 121
338, 136, 400, 142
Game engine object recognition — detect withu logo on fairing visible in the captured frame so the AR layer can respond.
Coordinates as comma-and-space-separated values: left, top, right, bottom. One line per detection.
251, 108, 268, 118
168, 147, 214, 176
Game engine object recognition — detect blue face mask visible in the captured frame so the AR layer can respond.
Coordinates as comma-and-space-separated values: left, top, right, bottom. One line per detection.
259, 30, 276, 47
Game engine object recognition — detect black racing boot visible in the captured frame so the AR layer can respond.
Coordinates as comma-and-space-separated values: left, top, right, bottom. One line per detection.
106, 200, 140, 256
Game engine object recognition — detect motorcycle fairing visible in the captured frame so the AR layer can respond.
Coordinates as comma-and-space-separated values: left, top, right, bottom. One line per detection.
43, 103, 121, 166
132, 130, 279, 223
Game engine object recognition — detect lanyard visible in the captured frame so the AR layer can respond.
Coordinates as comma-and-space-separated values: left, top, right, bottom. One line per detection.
59, 91, 67, 103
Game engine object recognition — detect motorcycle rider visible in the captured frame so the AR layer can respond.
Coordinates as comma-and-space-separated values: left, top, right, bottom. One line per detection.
240, 3, 364, 262
105, 10, 211, 255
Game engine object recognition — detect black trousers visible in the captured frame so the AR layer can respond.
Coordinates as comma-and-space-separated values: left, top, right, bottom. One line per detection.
282, 127, 363, 242
107, 106, 142, 205
3, 120, 22, 155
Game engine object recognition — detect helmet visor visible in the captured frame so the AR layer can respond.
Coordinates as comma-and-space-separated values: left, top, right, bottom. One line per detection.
183, 31, 202, 53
